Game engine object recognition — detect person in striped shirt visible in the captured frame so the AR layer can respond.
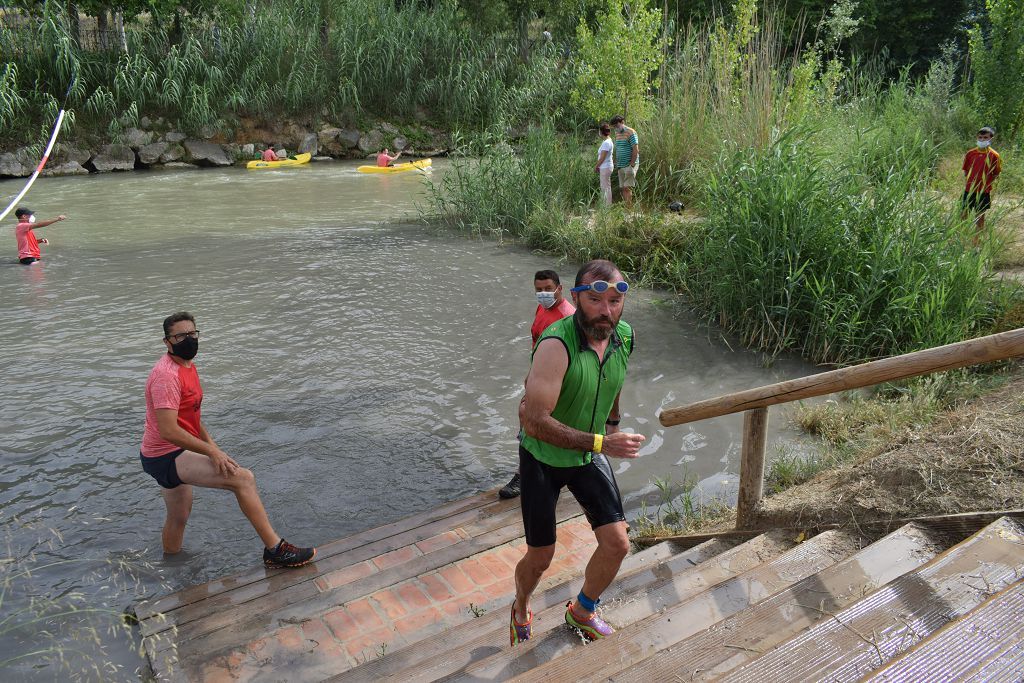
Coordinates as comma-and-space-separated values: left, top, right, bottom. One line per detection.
610, 115, 639, 209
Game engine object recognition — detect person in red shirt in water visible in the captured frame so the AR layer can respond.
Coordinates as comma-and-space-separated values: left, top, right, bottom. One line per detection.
961, 126, 1002, 245
140, 311, 316, 568
13, 207, 68, 264
499, 270, 577, 499
377, 148, 402, 167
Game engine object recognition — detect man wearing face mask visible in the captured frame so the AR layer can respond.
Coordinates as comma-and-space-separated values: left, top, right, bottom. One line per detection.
610, 115, 639, 209
961, 126, 1002, 243
140, 311, 316, 568
501, 271, 576, 499
510, 259, 646, 646
13, 208, 67, 264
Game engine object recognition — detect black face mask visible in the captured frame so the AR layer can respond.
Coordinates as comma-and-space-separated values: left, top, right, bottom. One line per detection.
169, 337, 199, 360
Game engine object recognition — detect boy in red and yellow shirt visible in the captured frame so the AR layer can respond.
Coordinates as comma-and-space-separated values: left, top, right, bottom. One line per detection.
961, 126, 1001, 243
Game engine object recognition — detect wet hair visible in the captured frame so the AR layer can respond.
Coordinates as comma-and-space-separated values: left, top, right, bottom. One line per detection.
535, 269, 560, 285
575, 259, 621, 288
163, 311, 196, 338
600, 123, 611, 136
14, 208, 32, 218
978, 126, 995, 136
610, 115, 625, 125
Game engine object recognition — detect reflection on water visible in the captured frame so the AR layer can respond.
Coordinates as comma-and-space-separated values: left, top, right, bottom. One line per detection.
0, 160, 814, 678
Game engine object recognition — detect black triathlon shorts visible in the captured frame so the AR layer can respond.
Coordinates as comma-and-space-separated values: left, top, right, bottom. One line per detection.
519, 445, 626, 547
141, 449, 185, 489
962, 191, 992, 213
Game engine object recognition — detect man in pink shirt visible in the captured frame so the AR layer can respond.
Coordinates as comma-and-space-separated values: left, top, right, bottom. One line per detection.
140, 311, 316, 568
500, 270, 577, 499
14, 207, 68, 264
377, 148, 401, 167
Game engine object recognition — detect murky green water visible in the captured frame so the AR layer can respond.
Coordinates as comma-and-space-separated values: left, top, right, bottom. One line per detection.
0, 160, 815, 679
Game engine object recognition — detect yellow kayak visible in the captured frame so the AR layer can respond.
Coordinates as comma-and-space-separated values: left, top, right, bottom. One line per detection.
246, 153, 312, 169
357, 158, 432, 174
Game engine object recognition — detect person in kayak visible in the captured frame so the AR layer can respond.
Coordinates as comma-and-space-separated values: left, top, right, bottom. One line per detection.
377, 148, 402, 167
261, 146, 284, 162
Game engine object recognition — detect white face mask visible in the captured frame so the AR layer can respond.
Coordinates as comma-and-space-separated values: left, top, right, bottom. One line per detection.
536, 291, 557, 309
977, 139, 991, 148
28, 215, 36, 223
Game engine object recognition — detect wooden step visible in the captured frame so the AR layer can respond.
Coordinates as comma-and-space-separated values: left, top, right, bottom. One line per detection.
860, 578, 1024, 682
430, 529, 802, 682
617, 523, 945, 681
357, 537, 740, 683
512, 528, 863, 683
328, 537, 705, 682
144, 494, 581, 680
717, 515, 1024, 683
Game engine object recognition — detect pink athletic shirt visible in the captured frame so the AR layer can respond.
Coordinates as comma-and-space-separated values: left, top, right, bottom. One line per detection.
531, 298, 576, 346
16, 221, 40, 259
141, 354, 204, 457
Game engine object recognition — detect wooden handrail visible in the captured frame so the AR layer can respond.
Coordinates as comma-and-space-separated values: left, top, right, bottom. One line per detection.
660, 328, 1024, 427
657, 327, 1024, 529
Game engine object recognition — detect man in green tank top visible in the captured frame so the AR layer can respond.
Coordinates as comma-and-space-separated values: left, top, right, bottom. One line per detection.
509, 259, 646, 646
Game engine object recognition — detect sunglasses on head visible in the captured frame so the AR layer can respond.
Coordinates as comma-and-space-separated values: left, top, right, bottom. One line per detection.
570, 280, 629, 294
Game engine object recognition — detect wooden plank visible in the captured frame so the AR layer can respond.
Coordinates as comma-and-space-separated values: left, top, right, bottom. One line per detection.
134, 486, 503, 621
736, 407, 768, 530
146, 494, 548, 645
161, 499, 585, 666
139, 495, 519, 637
718, 517, 1024, 683
634, 509, 1024, 549
659, 327, 1024, 426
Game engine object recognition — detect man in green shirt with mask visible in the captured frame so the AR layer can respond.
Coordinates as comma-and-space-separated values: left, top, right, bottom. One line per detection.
509, 259, 646, 646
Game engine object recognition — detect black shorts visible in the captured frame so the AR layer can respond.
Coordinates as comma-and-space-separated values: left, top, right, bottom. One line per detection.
519, 445, 625, 547
19, 257, 39, 265
141, 449, 185, 489
962, 191, 991, 213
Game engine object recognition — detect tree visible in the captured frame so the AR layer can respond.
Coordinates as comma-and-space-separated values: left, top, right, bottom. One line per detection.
571, 0, 665, 122
968, 0, 1024, 138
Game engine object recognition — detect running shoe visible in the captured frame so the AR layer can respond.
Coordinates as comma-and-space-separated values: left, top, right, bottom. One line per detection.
510, 604, 532, 646
499, 472, 521, 499
263, 540, 316, 568
565, 601, 614, 640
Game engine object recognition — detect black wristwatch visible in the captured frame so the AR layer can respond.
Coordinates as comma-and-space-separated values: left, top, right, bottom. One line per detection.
606, 419, 620, 426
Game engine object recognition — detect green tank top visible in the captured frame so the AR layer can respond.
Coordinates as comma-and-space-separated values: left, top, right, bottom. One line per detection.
521, 314, 634, 467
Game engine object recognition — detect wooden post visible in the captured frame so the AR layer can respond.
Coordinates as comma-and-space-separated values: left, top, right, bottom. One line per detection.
736, 407, 768, 530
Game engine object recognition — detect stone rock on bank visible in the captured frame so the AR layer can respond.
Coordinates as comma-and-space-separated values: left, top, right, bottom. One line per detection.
87, 144, 136, 172
183, 140, 232, 167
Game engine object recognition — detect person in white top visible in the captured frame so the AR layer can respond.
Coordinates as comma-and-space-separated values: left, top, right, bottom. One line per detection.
595, 123, 614, 206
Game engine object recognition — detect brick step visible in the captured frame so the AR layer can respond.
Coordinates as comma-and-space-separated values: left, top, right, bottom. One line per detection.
861, 577, 1024, 683
147, 495, 582, 679
618, 523, 945, 681
136, 486, 502, 622
346, 536, 737, 683
430, 529, 800, 682
511, 528, 863, 683
718, 516, 1024, 683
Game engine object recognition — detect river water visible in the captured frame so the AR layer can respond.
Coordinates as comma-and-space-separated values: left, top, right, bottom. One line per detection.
0, 160, 814, 679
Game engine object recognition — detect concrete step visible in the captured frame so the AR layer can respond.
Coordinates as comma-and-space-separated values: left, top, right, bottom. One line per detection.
861, 577, 1024, 683
616, 523, 945, 681
511, 528, 863, 683
146, 494, 582, 680
358, 536, 741, 683
718, 515, 1024, 683
327, 537, 708, 682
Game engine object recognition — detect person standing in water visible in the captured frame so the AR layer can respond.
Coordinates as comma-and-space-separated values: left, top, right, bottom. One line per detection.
140, 311, 316, 568
14, 208, 67, 264
510, 259, 645, 645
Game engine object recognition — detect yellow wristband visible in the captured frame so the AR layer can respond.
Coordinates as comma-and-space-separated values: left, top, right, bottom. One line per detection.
593, 433, 604, 454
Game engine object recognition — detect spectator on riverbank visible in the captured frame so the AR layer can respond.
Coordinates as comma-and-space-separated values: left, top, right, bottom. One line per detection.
500, 270, 576, 500
377, 148, 402, 167
595, 123, 614, 206
139, 311, 316, 568
961, 126, 1002, 245
611, 114, 639, 209
510, 259, 645, 645
13, 208, 67, 265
